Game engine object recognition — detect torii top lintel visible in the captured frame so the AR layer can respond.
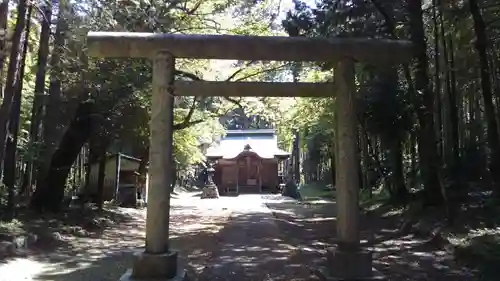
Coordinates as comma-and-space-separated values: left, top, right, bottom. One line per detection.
87, 32, 413, 65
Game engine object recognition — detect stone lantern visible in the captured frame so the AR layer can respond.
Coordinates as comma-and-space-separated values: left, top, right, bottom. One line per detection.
201, 160, 220, 199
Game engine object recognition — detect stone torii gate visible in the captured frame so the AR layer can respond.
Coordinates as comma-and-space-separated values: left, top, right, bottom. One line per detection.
86, 32, 412, 281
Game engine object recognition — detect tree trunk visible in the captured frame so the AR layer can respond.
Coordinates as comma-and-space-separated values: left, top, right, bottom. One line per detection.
21, 3, 52, 195
137, 148, 149, 199
0, 0, 28, 178
389, 138, 408, 203
448, 36, 459, 147
96, 150, 106, 211
407, 0, 445, 204
409, 130, 417, 189
4, 2, 32, 218
329, 143, 336, 187
360, 125, 370, 192
292, 129, 300, 183
0, 0, 10, 96
35, 0, 67, 190
438, 1, 459, 173
379, 134, 407, 203
30, 101, 95, 212
83, 143, 93, 195
171, 164, 177, 193
432, 0, 443, 158
469, 0, 500, 190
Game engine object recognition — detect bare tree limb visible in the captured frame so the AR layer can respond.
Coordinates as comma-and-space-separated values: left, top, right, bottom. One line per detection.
175, 96, 202, 130
224, 61, 257, 81
171, 61, 291, 129
234, 62, 292, 81
173, 119, 204, 130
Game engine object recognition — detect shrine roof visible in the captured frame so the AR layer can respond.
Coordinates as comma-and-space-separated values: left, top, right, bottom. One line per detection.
205, 129, 290, 160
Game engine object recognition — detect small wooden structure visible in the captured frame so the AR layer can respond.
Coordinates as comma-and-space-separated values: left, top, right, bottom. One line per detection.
87, 153, 148, 204
206, 129, 289, 194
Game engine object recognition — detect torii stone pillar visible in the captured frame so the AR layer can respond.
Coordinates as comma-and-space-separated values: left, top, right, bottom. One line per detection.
317, 59, 383, 280
121, 51, 186, 280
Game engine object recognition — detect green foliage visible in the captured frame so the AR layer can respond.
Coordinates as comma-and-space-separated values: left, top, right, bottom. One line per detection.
298, 183, 335, 201
0, 0, 299, 210
358, 69, 413, 140
46, 0, 291, 171
279, 0, 416, 192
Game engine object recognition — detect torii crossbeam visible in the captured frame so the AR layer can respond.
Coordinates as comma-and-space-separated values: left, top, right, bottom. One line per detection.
86, 31, 413, 281
87, 31, 412, 64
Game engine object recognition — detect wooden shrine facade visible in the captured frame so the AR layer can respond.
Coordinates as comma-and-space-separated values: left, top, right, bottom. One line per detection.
206, 129, 289, 194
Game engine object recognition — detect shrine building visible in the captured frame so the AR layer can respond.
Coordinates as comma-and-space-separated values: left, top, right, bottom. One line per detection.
205, 129, 289, 194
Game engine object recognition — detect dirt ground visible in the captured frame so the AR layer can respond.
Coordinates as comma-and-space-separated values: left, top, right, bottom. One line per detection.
0, 193, 482, 281
266, 196, 478, 281
0, 194, 232, 281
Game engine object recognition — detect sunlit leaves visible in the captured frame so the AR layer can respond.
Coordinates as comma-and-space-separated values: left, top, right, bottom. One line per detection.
38, 0, 294, 170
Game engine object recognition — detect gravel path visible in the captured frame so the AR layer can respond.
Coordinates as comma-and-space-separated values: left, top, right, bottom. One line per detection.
1, 194, 309, 281
0, 194, 320, 281
0, 195, 231, 281
197, 195, 315, 281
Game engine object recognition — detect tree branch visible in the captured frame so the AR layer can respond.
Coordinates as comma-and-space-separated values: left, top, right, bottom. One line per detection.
234, 62, 292, 81
173, 104, 235, 131
175, 69, 202, 80
175, 96, 203, 130
173, 119, 204, 130
172, 61, 291, 128
224, 61, 256, 81
173, 70, 208, 129
175, 69, 244, 107
369, 0, 396, 36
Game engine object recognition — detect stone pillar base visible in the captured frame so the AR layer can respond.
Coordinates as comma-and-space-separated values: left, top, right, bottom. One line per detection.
119, 251, 188, 281
316, 247, 385, 281
201, 185, 219, 199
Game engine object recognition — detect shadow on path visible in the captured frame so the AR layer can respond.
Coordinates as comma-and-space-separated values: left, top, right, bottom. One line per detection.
266, 196, 476, 281
198, 205, 318, 281
9, 202, 229, 281
2, 194, 477, 281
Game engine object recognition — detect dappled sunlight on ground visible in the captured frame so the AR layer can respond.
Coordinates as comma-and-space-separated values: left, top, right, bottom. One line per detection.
0, 192, 480, 281
0, 258, 46, 281
0, 195, 233, 281
371, 233, 474, 280
197, 206, 318, 280
266, 196, 476, 281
